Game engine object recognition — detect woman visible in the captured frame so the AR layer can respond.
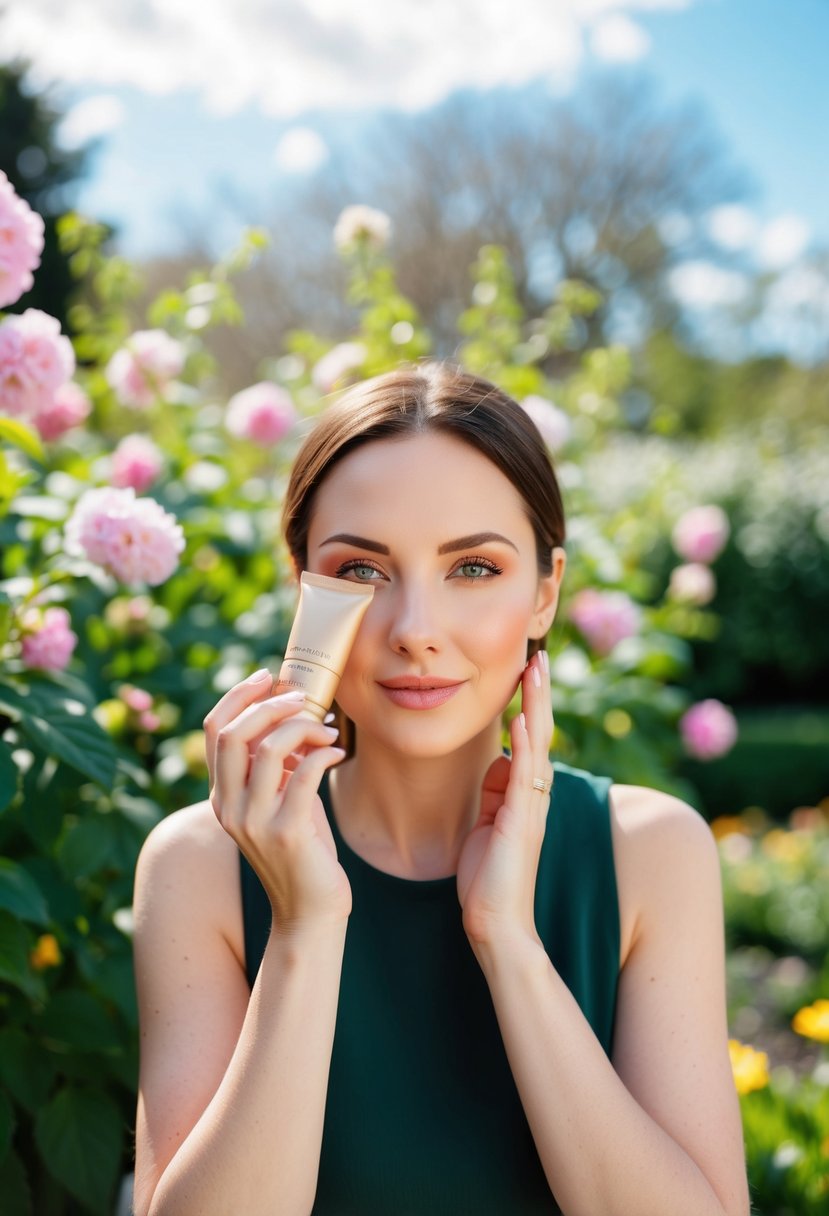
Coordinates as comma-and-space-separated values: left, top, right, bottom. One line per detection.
132, 362, 750, 1216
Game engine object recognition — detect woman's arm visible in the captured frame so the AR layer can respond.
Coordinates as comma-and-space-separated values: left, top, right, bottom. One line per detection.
470, 786, 750, 1216
133, 803, 347, 1216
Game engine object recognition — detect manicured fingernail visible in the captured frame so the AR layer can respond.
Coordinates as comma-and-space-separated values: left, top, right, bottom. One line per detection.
519, 712, 526, 729
532, 663, 541, 687
541, 650, 550, 673
250, 668, 270, 682
323, 725, 339, 737
324, 712, 336, 724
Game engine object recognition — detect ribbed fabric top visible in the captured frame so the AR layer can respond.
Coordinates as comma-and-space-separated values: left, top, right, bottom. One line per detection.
239, 761, 620, 1215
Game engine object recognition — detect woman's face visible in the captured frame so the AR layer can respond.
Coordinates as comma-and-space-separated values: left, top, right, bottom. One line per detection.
305, 431, 564, 758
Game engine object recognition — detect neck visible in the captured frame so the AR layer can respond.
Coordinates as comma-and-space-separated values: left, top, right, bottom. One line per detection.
329, 720, 503, 879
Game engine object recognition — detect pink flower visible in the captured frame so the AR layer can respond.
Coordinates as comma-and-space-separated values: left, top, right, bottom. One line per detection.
64, 485, 185, 587
110, 434, 164, 492
120, 686, 154, 712
333, 204, 392, 252
680, 699, 738, 760
225, 381, 297, 445
35, 381, 91, 441
137, 710, 161, 732
568, 588, 641, 656
105, 329, 186, 409
0, 309, 75, 421
311, 342, 366, 394
0, 171, 45, 308
19, 606, 78, 671
521, 395, 572, 452
667, 563, 716, 606
672, 505, 730, 565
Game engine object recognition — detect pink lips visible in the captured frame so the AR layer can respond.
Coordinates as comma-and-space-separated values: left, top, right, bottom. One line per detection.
378, 676, 465, 711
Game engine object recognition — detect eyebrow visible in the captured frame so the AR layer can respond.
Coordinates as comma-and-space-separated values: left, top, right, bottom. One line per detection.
318, 531, 520, 555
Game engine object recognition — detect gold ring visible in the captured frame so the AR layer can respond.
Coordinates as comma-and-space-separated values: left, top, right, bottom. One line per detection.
532, 776, 552, 794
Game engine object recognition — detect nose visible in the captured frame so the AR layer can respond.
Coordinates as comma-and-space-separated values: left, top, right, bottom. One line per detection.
386, 581, 442, 658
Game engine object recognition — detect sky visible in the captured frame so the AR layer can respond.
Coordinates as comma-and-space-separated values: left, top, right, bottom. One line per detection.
2, 0, 828, 359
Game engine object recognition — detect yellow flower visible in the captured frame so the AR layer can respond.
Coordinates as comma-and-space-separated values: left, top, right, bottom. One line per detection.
710, 816, 748, 841
792, 999, 829, 1043
728, 1039, 769, 1095
30, 934, 62, 970
761, 828, 808, 865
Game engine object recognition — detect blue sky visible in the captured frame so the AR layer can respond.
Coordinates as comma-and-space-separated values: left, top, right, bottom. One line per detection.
2, 0, 827, 358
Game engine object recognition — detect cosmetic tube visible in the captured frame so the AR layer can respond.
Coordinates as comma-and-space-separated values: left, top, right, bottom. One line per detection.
274, 572, 374, 722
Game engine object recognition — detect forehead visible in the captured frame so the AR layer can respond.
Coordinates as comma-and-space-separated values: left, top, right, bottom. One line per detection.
307, 431, 532, 543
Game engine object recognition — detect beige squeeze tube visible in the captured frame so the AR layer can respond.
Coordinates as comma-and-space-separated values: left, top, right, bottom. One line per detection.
274, 572, 374, 722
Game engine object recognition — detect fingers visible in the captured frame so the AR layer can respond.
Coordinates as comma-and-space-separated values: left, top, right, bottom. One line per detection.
243, 720, 340, 825
512, 651, 554, 802
203, 668, 276, 788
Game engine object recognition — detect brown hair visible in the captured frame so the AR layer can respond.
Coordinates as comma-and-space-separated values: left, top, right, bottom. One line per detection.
281, 361, 566, 746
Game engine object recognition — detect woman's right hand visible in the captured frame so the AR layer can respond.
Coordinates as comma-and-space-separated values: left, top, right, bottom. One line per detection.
203, 670, 352, 934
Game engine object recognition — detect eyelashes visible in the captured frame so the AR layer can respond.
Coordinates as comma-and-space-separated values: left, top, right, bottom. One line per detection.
333, 555, 504, 582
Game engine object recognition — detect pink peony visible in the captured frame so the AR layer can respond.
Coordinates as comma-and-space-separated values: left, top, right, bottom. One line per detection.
311, 342, 366, 394
110, 433, 164, 492
568, 588, 642, 656
19, 606, 78, 671
225, 381, 297, 445
64, 485, 185, 587
35, 381, 91, 441
680, 699, 738, 760
0, 309, 75, 421
105, 329, 186, 409
333, 204, 392, 252
521, 395, 572, 452
667, 562, 716, 606
672, 505, 730, 565
137, 710, 161, 732
0, 171, 45, 308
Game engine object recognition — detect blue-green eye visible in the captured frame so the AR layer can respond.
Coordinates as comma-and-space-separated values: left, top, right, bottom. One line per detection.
453, 558, 502, 580
335, 560, 384, 581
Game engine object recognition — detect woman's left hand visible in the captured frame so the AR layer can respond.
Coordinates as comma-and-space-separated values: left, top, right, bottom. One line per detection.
457, 649, 555, 954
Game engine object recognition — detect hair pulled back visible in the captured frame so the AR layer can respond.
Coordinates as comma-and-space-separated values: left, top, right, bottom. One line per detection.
283, 361, 565, 588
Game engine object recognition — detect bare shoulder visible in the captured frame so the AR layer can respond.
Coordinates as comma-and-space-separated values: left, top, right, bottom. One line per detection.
608, 784, 718, 967
134, 799, 245, 965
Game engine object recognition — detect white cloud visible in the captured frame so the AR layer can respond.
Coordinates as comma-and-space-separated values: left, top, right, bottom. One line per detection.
590, 15, 651, 62
705, 204, 758, 251
668, 261, 750, 309
57, 95, 126, 148
756, 214, 810, 270
274, 126, 329, 174
0, 0, 687, 117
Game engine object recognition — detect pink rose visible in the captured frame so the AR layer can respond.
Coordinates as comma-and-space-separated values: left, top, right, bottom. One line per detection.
672, 505, 730, 565
20, 606, 78, 671
667, 563, 716, 606
35, 381, 91, 441
137, 710, 161, 732
64, 485, 185, 587
311, 342, 366, 394
521, 395, 572, 452
110, 434, 164, 492
680, 700, 738, 760
225, 381, 297, 445
568, 588, 641, 656
105, 329, 186, 409
0, 171, 45, 308
0, 309, 75, 421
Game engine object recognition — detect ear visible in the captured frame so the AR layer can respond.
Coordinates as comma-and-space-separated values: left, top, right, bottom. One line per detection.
528, 546, 566, 640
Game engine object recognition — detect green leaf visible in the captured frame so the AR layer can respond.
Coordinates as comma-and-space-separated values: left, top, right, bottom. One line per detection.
0, 911, 43, 1001
0, 682, 117, 788
35, 1086, 121, 1216
0, 860, 49, 925
0, 1148, 32, 1216
57, 816, 117, 880
36, 990, 121, 1052
0, 418, 45, 463
0, 1088, 14, 1165
0, 1029, 56, 1113
0, 743, 19, 813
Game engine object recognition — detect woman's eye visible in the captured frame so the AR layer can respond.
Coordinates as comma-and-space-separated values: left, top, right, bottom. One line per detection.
336, 561, 384, 581
453, 559, 501, 580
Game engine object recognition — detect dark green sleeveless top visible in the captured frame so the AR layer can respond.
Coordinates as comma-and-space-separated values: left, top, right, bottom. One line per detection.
240, 761, 620, 1215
